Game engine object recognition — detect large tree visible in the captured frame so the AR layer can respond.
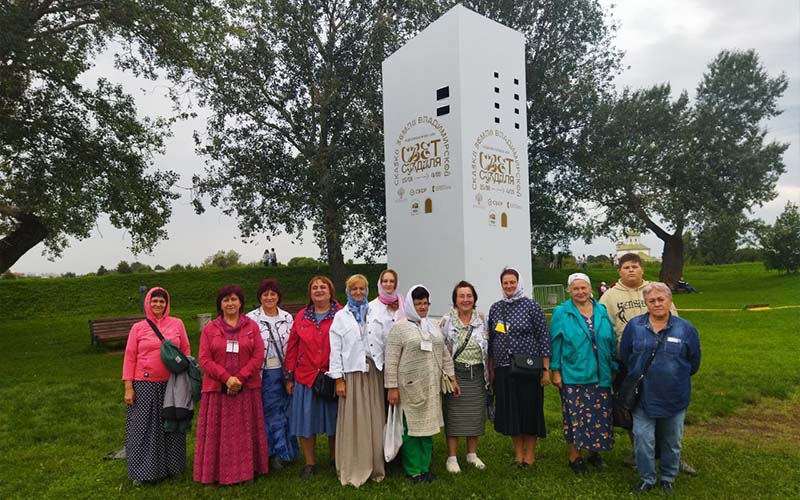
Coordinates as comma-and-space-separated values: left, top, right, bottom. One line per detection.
575, 50, 788, 286
189, 0, 622, 286
761, 202, 800, 274
0, 1, 223, 272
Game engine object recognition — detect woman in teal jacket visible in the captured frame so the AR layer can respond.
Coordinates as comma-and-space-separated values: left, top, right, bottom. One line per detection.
550, 273, 617, 474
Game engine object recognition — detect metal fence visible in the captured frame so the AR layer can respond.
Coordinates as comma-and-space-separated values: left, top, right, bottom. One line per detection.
532, 284, 566, 310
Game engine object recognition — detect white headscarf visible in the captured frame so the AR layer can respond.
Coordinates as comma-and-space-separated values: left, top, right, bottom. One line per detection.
567, 272, 591, 287
405, 284, 437, 339
501, 267, 525, 303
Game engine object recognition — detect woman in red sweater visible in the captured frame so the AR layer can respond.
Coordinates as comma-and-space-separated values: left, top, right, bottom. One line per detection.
194, 285, 269, 485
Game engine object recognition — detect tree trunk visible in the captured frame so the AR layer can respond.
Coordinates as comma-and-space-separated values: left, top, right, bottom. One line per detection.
0, 210, 49, 273
658, 232, 684, 289
322, 208, 347, 294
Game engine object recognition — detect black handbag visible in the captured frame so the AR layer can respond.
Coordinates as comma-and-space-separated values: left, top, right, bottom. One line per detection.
509, 354, 543, 378
312, 371, 338, 401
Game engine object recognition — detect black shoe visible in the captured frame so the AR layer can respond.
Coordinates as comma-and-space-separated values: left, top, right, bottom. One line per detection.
424, 471, 435, 482
409, 474, 427, 483
587, 452, 607, 469
270, 457, 284, 470
630, 480, 655, 493
661, 481, 675, 494
299, 464, 315, 479
516, 461, 529, 469
568, 457, 589, 475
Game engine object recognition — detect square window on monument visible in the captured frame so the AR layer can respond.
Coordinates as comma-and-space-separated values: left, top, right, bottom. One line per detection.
436, 86, 449, 100
494, 72, 499, 78
495, 117, 500, 123
494, 102, 500, 109
436, 105, 450, 116
514, 93, 519, 100
494, 87, 500, 93
514, 78, 519, 85
515, 123, 520, 129
514, 108, 519, 114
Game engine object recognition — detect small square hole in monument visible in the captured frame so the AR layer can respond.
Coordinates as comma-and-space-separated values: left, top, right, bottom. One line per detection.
494, 87, 500, 93
494, 72, 499, 78
514, 93, 519, 100
514, 78, 519, 85
494, 102, 500, 109
515, 123, 520, 129
514, 108, 519, 114
436, 86, 449, 100
436, 105, 450, 116
495, 117, 500, 124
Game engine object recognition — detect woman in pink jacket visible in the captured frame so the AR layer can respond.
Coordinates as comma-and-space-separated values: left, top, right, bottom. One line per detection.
193, 285, 269, 485
122, 287, 191, 486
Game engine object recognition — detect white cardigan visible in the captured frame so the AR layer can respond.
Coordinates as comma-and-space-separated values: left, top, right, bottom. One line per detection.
328, 305, 386, 379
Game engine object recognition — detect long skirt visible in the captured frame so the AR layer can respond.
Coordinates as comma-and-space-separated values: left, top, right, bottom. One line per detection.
334, 360, 386, 486
444, 363, 487, 437
125, 380, 186, 482
289, 381, 338, 438
560, 383, 614, 451
193, 388, 269, 485
493, 366, 546, 437
262, 368, 299, 461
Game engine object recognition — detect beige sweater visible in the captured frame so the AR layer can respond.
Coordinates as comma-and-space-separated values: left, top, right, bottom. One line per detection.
384, 318, 454, 437
599, 279, 678, 345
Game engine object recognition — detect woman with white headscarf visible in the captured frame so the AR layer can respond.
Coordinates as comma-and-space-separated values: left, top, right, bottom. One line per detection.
550, 273, 617, 474
384, 285, 460, 483
487, 268, 551, 468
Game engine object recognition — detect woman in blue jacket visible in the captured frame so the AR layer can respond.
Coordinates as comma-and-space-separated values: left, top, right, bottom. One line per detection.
550, 273, 617, 474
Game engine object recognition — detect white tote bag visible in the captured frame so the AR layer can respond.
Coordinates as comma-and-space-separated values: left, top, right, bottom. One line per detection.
383, 405, 403, 462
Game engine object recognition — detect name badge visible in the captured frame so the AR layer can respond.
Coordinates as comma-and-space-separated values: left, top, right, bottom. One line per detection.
420, 339, 433, 352
495, 322, 507, 334
666, 337, 681, 344
226, 339, 240, 353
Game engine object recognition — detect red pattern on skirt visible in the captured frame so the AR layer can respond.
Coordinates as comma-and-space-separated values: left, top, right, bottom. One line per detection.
193, 388, 269, 484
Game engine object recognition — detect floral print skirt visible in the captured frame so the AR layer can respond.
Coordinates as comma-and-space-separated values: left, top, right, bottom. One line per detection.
560, 383, 614, 451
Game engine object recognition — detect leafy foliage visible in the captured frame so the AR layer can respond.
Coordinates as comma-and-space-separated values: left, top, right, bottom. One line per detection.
575, 50, 788, 285
761, 202, 800, 274
116, 260, 132, 274
202, 250, 241, 269
0, 1, 225, 273
287, 256, 323, 267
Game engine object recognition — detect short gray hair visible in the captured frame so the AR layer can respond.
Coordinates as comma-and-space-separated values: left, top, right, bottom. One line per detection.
642, 282, 672, 299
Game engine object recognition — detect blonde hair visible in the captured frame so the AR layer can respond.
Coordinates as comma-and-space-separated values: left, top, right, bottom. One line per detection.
345, 274, 368, 290
642, 282, 672, 299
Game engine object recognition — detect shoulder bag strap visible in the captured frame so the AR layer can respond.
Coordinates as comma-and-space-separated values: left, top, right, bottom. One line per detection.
146, 318, 165, 342
264, 321, 285, 366
452, 325, 474, 362
636, 330, 668, 382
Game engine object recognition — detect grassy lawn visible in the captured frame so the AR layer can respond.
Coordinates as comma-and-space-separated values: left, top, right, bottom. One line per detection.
0, 262, 797, 498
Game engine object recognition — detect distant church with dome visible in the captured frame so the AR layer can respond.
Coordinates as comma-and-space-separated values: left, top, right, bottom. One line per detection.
615, 231, 658, 261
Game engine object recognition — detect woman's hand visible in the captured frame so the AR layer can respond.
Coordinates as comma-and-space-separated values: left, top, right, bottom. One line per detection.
284, 381, 294, 395
124, 385, 135, 406
540, 370, 551, 388
551, 370, 563, 390
452, 379, 461, 397
226, 376, 242, 395
387, 388, 400, 406
335, 378, 346, 398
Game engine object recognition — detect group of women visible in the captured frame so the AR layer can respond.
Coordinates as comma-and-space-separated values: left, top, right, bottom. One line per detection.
122, 264, 700, 493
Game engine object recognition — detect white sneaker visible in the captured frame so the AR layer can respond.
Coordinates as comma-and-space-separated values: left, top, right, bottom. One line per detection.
446, 457, 461, 474
466, 454, 486, 470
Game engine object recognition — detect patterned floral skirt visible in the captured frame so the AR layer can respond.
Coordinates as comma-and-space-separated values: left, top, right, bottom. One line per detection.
560, 383, 614, 451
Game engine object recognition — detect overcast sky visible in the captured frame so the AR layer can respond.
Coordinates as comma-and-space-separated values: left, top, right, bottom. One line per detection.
11, 0, 800, 274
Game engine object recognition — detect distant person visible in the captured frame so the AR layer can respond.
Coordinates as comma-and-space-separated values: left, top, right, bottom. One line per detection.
385, 285, 459, 483
440, 281, 489, 473
621, 283, 701, 494
676, 276, 698, 294
262, 249, 271, 267
557, 252, 564, 269
599, 281, 608, 296
328, 274, 386, 487
580, 254, 587, 270
599, 253, 696, 476
194, 285, 269, 485
550, 274, 617, 474
270, 248, 278, 266
246, 279, 299, 470
285, 276, 340, 478
487, 268, 551, 468
123, 287, 191, 486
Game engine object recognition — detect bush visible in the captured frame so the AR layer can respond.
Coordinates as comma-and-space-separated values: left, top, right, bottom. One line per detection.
129, 261, 152, 273
169, 263, 185, 271
732, 247, 762, 263
287, 256, 322, 267
96, 265, 108, 276
116, 261, 132, 274
203, 250, 241, 268
761, 202, 800, 274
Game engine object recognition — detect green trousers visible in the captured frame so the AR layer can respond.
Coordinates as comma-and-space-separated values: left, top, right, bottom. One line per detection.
402, 415, 433, 477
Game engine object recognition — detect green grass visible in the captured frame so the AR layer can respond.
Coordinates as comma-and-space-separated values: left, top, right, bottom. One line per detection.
0, 262, 798, 498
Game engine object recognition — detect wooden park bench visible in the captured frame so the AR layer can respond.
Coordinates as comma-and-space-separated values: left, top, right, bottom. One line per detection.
90, 316, 144, 346
281, 302, 307, 317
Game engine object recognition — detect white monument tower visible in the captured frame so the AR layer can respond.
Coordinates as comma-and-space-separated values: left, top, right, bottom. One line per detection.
383, 4, 532, 315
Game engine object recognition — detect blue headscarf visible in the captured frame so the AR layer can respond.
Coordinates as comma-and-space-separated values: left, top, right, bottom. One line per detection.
346, 285, 369, 323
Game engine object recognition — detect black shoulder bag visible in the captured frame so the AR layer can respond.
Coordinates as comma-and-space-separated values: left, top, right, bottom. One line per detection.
612, 330, 668, 429
505, 302, 543, 378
